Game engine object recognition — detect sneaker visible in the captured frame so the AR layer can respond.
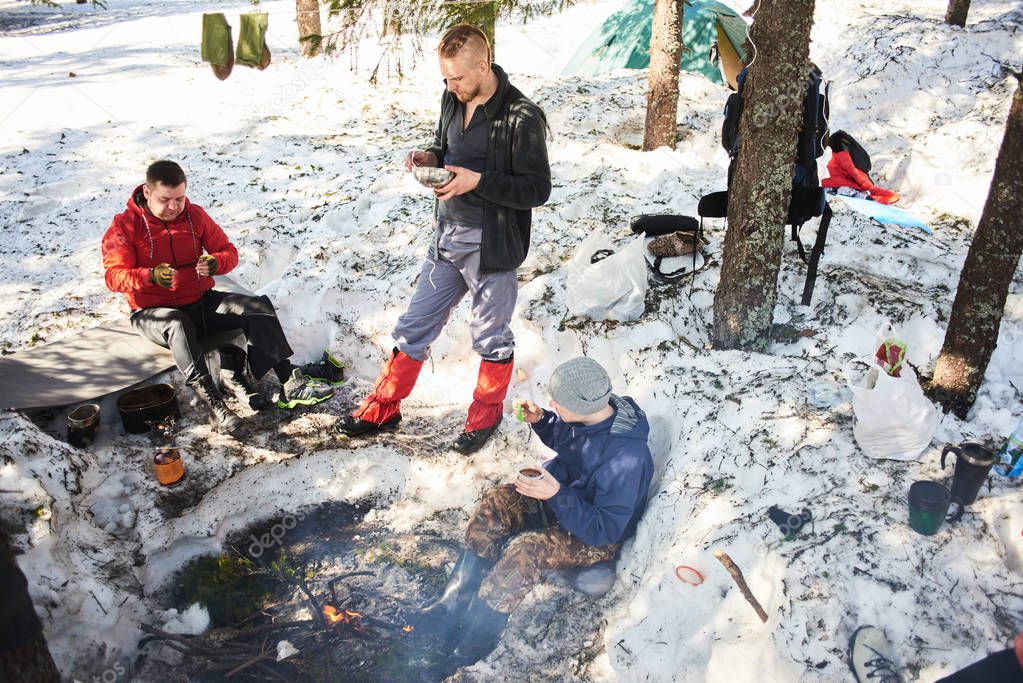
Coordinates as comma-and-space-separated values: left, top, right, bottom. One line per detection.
277, 369, 336, 409
850, 626, 902, 683
300, 351, 346, 386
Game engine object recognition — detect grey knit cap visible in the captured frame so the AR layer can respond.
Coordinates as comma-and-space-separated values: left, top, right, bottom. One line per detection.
549, 357, 612, 415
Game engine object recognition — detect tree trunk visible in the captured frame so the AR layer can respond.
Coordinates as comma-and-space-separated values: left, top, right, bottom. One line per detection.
0, 532, 60, 682
945, 0, 971, 27
930, 75, 1023, 417
296, 0, 322, 57
712, 0, 816, 350
642, 0, 684, 150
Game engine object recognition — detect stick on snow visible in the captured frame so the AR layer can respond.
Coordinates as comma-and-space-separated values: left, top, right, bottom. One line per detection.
713, 550, 769, 623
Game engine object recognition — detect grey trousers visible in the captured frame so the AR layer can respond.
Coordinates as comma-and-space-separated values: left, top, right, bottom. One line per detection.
130, 290, 293, 384
392, 241, 517, 362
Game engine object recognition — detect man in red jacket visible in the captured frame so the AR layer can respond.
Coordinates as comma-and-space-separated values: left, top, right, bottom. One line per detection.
101, 160, 334, 432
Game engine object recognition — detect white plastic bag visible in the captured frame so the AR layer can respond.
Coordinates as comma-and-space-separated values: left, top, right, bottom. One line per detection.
565, 233, 647, 321
846, 359, 938, 461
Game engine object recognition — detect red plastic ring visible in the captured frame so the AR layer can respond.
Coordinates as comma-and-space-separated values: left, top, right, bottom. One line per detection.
675, 565, 704, 585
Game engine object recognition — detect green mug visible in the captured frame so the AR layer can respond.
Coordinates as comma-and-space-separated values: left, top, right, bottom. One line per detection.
908, 480, 952, 536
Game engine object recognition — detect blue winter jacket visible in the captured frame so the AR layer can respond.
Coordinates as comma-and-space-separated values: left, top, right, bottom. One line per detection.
534, 395, 654, 547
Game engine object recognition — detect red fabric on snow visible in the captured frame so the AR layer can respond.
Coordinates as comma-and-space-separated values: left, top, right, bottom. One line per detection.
822, 151, 901, 205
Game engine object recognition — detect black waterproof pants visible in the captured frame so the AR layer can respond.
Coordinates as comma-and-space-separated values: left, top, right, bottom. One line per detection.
937, 648, 1023, 683
130, 290, 293, 383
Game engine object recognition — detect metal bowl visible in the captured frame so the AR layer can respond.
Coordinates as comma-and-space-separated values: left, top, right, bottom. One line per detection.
412, 166, 454, 189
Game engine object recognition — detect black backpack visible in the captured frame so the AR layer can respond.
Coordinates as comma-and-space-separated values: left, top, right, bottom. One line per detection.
709, 64, 834, 306
829, 129, 871, 173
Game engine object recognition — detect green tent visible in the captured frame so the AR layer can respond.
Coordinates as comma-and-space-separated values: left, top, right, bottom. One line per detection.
563, 0, 749, 88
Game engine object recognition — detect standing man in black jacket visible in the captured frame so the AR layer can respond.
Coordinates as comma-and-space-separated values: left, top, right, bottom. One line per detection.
338, 24, 552, 454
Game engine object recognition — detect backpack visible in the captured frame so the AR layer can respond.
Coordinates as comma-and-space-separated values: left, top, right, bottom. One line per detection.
829, 129, 872, 173
722, 64, 830, 189
711, 63, 834, 306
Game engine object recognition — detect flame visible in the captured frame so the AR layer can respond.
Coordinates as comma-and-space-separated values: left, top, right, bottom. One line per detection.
322, 604, 363, 627
402, 625, 414, 633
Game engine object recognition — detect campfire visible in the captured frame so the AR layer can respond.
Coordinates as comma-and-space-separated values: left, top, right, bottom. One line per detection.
139, 503, 448, 681
321, 604, 367, 633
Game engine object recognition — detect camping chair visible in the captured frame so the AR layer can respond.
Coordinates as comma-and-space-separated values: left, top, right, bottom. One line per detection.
698, 185, 832, 306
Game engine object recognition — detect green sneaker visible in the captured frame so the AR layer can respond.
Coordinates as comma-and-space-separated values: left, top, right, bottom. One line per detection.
277, 369, 336, 409
300, 350, 346, 386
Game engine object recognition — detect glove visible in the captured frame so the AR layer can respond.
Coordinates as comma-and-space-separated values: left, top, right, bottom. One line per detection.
197, 254, 218, 276
767, 505, 811, 537
150, 263, 174, 289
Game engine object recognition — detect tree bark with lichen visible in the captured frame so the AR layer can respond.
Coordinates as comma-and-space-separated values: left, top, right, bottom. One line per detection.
930, 75, 1023, 417
711, 0, 816, 350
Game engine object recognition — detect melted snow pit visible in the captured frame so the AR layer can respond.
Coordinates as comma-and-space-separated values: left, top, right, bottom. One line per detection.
141, 501, 459, 682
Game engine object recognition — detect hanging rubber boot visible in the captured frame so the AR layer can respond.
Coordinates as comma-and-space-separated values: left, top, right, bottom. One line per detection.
413, 550, 486, 646
201, 13, 234, 81
189, 375, 243, 433
453, 356, 513, 454
219, 347, 269, 410
236, 13, 270, 70
435, 595, 509, 676
336, 348, 423, 437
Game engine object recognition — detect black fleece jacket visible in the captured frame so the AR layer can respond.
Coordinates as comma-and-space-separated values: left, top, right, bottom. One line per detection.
426, 64, 552, 272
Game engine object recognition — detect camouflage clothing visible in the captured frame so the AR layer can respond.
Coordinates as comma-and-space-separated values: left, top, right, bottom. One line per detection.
464, 484, 619, 613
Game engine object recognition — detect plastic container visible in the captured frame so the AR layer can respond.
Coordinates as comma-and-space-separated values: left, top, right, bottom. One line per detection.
808, 380, 853, 408
994, 418, 1023, 477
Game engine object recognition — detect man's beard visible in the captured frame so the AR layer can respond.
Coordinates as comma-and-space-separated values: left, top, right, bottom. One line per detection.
456, 85, 480, 102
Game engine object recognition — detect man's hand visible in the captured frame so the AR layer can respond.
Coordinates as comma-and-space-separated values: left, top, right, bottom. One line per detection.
196, 254, 217, 277
513, 399, 544, 424
514, 467, 560, 501
434, 165, 481, 201
150, 263, 174, 289
405, 150, 438, 171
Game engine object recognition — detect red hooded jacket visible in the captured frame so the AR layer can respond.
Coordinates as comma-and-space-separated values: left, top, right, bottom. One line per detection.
102, 185, 239, 310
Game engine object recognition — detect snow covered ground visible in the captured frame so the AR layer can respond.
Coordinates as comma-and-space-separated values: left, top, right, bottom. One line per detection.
1, 0, 1021, 681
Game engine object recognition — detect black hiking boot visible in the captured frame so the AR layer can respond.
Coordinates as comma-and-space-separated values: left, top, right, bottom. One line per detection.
218, 347, 268, 410
335, 413, 401, 437
221, 366, 268, 411
413, 550, 486, 646
433, 596, 509, 676
190, 376, 243, 433
451, 416, 502, 455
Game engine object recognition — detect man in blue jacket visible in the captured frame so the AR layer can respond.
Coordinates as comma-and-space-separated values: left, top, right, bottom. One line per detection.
421, 356, 654, 673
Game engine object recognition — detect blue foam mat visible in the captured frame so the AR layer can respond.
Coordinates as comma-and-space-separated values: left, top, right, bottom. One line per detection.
833, 193, 932, 234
